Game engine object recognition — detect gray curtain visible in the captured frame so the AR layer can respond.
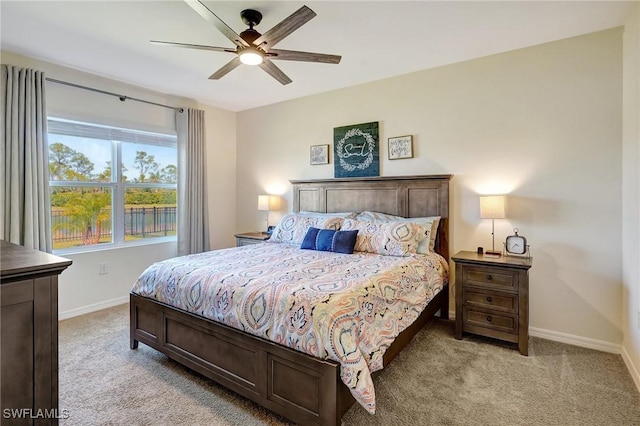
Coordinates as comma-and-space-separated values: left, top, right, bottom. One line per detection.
1, 64, 51, 252
176, 108, 210, 255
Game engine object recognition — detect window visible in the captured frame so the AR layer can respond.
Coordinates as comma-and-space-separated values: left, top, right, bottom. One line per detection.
48, 119, 177, 252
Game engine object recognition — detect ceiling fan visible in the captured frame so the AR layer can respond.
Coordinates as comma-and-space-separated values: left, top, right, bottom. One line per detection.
151, 0, 341, 85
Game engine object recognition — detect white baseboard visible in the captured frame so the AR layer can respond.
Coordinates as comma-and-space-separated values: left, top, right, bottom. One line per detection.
448, 312, 621, 354
58, 296, 128, 320
621, 345, 640, 392
529, 326, 621, 354
434, 311, 639, 391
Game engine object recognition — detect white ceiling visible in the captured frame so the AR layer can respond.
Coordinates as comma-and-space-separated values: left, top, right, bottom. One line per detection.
0, 1, 634, 112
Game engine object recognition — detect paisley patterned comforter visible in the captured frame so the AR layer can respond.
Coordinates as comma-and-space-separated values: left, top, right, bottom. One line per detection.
131, 242, 448, 413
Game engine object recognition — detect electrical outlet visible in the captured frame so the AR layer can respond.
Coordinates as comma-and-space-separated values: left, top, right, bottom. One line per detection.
637, 311, 640, 330
99, 262, 109, 275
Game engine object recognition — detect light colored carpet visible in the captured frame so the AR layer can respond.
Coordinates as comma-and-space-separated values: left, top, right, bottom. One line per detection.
59, 304, 640, 425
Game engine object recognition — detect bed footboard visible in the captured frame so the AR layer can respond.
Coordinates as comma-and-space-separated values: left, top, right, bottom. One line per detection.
130, 284, 448, 425
130, 294, 352, 426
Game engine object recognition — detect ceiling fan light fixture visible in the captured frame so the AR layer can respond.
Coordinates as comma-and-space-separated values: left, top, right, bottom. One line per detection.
156, 4, 340, 84
239, 48, 264, 65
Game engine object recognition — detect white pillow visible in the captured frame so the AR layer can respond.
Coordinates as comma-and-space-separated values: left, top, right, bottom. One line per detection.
341, 218, 428, 257
355, 211, 440, 254
299, 211, 357, 219
355, 211, 402, 222
269, 214, 343, 245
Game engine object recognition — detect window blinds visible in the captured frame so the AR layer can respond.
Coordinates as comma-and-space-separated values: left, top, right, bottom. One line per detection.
48, 118, 176, 147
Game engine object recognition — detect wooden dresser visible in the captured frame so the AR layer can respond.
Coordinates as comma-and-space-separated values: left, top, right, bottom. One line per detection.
1, 240, 72, 425
452, 251, 532, 355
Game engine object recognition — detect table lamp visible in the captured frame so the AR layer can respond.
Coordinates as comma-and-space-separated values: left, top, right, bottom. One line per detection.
479, 195, 505, 256
258, 195, 280, 234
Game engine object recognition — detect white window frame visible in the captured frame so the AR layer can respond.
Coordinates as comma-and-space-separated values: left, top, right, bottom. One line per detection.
48, 118, 178, 254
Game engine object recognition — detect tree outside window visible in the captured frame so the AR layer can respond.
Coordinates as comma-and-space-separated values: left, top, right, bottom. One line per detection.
48, 119, 177, 252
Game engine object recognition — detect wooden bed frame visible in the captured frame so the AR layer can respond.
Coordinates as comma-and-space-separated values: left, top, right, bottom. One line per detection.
130, 175, 452, 426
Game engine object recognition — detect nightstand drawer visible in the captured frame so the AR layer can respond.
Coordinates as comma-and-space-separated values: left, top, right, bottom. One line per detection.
463, 289, 518, 313
237, 238, 264, 246
462, 266, 518, 292
234, 232, 270, 247
463, 307, 518, 334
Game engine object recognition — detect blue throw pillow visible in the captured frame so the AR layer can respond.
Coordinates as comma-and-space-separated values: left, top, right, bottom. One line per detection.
301, 227, 358, 254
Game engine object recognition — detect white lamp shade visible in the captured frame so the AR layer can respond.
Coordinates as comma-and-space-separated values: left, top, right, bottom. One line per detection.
258, 195, 270, 211
268, 195, 281, 211
479, 195, 506, 219
258, 195, 281, 211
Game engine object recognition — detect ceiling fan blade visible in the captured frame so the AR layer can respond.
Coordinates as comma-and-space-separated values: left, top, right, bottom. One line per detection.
254, 6, 316, 49
258, 59, 292, 85
268, 49, 341, 64
209, 57, 242, 80
184, 0, 248, 48
150, 40, 234, 53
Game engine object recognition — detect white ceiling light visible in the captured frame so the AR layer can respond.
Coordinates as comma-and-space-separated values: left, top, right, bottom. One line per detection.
239, 47, 264, 65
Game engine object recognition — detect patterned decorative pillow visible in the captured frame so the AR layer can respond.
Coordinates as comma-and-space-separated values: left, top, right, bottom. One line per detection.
340, 218, 428, 257
355, 211, 440, 254
300, 227, 359, 254
269, 214, 343, 245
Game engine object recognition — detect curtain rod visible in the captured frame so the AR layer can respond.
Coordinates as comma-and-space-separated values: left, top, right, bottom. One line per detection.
45, 77, 184, 113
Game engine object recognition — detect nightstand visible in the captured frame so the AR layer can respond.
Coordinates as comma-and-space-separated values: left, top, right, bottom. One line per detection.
452, 251, 533, 355
234, 232, 270, 247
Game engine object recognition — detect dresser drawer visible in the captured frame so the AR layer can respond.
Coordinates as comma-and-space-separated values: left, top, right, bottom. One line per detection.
462, 265, 518, 292
463, 288, 518, 313
463, 307, 518, 334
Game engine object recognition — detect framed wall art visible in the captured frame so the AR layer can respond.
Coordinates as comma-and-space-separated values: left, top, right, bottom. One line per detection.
388, 135, 413, 160
310, 144, 329, 165
333, 121, 379, 178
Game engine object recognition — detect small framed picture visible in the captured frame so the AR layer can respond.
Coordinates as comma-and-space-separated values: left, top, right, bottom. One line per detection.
388, 135, 413, 160
310, 144, 329, 165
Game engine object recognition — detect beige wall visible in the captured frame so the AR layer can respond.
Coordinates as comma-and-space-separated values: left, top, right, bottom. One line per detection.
237, 29, 624, 348
622, 3, 640, 389
197, 102, 237, 249
1, 50, 237, 317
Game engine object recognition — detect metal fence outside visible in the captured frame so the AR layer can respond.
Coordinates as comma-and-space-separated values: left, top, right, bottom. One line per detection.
125, 206, 177, 238
51, 206, 177, 244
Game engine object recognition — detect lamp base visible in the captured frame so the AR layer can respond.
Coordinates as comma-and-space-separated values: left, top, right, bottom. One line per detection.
484, 250, 502, 257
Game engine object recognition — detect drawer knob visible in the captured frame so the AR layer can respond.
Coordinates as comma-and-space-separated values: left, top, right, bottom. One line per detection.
486, 316, 493, 322
486, 275, 493, 281
486, 296, 493, 303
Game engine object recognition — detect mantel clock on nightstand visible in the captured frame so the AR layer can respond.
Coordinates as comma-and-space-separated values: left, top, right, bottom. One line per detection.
234, 232, 270, 247
452, 251, 533, 355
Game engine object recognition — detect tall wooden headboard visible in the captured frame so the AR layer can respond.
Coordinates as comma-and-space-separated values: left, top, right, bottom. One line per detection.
289, 175, 452, 260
